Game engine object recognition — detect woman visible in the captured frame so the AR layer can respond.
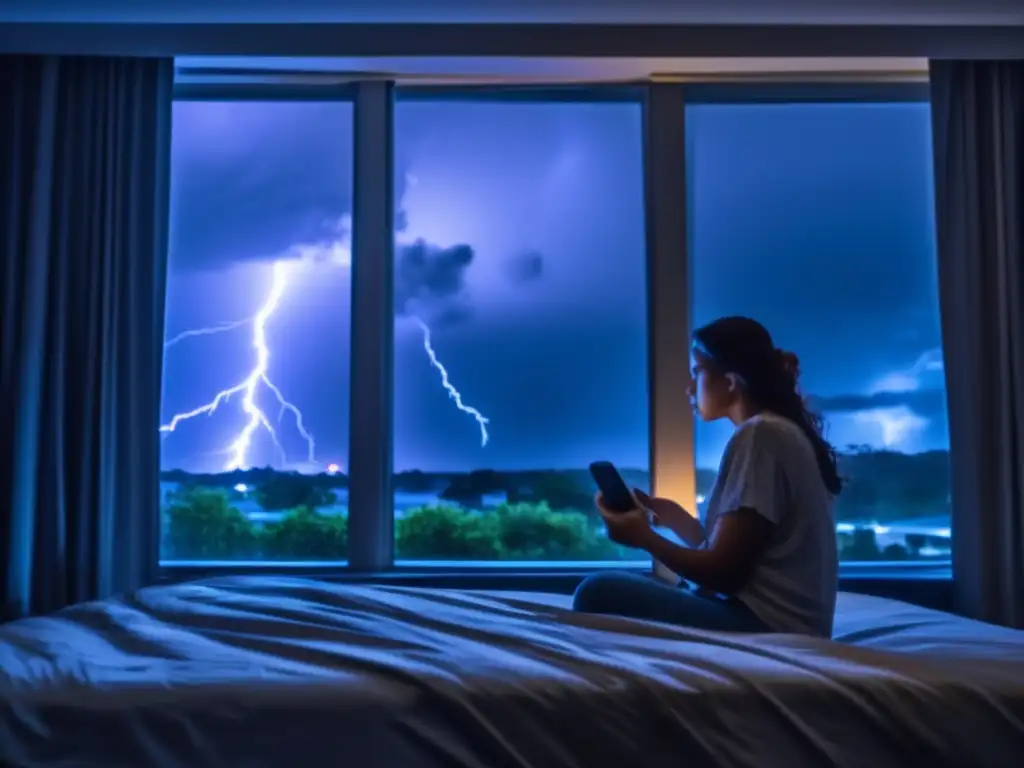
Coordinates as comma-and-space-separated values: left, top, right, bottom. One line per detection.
573, 316, 841, 637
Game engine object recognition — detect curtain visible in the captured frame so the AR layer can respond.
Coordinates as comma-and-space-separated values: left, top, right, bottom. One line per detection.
0, 55, 174, 622
929, 60, 1024, 628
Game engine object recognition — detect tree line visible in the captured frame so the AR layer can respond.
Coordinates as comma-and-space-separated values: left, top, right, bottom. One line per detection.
161, 488, 921, 563
161, 447, 951, 524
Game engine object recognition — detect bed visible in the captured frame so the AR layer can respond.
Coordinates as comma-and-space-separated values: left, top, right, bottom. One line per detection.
1, 576, 1022, 768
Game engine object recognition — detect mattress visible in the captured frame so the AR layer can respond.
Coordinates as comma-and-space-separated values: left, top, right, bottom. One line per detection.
0, 576, 1022, 768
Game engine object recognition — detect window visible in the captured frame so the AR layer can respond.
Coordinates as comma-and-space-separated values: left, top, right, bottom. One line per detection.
391, 99, 649, 564
160, 101, 354, 564
687, 102, 951, 564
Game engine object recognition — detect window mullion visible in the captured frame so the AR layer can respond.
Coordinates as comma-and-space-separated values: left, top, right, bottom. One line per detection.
347, 80, 396, 572
644, 84, 696, 579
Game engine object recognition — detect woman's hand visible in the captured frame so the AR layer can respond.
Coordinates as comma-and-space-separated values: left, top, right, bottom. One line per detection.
633, 489, 705, 548
595, 492, 656, 549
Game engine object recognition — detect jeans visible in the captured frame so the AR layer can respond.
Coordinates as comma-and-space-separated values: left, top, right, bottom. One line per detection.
572, 571, 770, 632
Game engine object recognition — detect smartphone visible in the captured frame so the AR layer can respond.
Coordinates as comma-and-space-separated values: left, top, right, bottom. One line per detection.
588, 461, 639, 514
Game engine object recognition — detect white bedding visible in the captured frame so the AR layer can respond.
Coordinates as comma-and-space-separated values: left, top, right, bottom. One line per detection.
1, 576, 1022, 768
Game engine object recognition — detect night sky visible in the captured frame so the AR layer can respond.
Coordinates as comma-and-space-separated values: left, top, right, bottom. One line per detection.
160, 99, 948, 475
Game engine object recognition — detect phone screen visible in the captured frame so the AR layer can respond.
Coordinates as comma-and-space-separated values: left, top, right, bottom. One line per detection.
588, 461, 637, 514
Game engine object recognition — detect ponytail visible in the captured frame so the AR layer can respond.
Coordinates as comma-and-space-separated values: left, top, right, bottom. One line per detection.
770, 349, 843, 495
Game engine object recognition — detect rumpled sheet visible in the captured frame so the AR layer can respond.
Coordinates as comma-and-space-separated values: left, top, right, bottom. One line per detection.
1, 576, 1022, 768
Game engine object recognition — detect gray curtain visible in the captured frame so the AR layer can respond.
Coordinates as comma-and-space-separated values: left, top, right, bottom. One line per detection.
929, 60, 1024, 628
0, 55, 174, 622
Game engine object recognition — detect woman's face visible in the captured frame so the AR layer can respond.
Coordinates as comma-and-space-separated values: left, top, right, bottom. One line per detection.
687, 348, 736, 422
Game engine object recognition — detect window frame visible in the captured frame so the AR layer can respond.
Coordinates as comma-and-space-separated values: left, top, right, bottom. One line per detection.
172, 83, 360, 102
160, 82, 360, 574
677, 79, 949, 581
389, 84, 654, 575
160, 77, 951, 584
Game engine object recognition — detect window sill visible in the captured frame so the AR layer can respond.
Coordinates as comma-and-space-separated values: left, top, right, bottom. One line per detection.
157, 559, 650, 583
838, 561, 951, 580
158, 559, 950, 584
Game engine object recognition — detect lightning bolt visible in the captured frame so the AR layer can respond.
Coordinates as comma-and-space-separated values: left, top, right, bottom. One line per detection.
161, 265, 489, 470
413, 316, 489, 446
160, 259, 316, 470
161, 188, 491, 469
164, 318, 250, 350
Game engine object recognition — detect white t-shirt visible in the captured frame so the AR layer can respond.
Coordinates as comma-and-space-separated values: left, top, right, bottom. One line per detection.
703, 412, 838, 637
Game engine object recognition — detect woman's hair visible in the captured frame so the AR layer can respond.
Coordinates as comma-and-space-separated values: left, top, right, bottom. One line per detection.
694, 316, 843, 496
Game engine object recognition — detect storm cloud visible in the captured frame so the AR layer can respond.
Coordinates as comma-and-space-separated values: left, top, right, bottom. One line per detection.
168, 102, 547, 325
395, 239, 475, 318
810, 388, 948, 421
169, 101, 355, 271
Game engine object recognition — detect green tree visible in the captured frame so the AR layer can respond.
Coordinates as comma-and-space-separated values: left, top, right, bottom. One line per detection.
905, 533, 926, 555
394, 502, 622, 561
881, 543, 909, 560
396, 504, 501, 559
254, 473, 337, 511
262, 506, 348, 560
841, 528, 882, 560
836, 449, 950, 523
514, 472, 595, 514
439, 469, 506, 507
163, 487, 259, 560
394, 469, 436, 493
493, 502, 617, 560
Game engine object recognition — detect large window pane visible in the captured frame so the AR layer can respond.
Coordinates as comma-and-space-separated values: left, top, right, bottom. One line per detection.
688, 102, 950, 564
392, 100, 649, 563
160, 101, 353, 564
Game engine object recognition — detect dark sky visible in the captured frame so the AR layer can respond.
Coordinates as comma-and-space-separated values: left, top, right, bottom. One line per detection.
160, 99, 948, 475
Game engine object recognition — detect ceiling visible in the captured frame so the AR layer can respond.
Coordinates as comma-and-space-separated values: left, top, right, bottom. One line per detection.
3, 1, 1020, 67
2, 0, 1023, 25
